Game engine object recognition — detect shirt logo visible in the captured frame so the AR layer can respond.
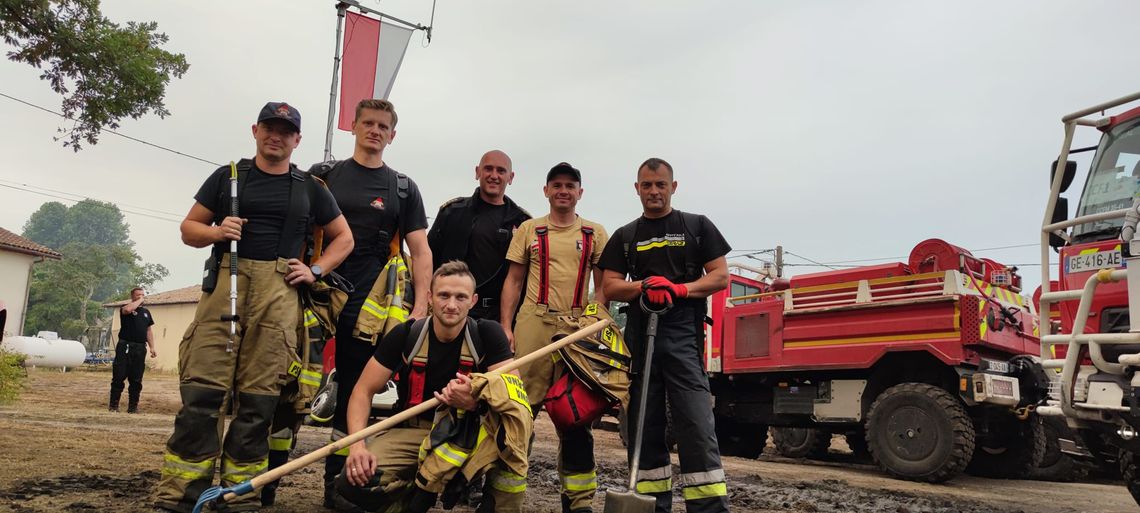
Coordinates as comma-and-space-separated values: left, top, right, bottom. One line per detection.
576, 240, 583, 252
370, 197, 385, 210
636, 233, 686, 252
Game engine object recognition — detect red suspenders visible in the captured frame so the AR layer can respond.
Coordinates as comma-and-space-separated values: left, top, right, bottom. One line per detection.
534, 224, 594, 313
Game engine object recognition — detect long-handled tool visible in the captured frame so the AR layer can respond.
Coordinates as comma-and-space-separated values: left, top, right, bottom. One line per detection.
222, 162, 240, 353
604, 297, 671, 513
192, 317, 612, 513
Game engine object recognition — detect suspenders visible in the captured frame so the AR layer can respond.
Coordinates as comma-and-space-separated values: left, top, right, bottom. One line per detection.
534, 223, 595, 316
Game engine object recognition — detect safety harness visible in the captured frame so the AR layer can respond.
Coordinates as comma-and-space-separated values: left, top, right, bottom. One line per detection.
398, 317, 485, 410
534, 223, 595, 315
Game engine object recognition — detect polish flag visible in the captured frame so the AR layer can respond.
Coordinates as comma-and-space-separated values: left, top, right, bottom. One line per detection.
337, 12, 414, 131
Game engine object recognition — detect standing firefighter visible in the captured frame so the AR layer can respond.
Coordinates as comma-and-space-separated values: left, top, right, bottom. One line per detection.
500, 162, 608, 513
155, 102, 353, 513
339, 261, 528, 512
428, 150, 531, 323
310, 98, 433, 510
599, 157, 731, 513
108, 286, 156, 413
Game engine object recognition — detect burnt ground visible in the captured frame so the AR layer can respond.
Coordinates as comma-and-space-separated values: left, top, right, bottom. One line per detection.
0, 368, 1135, 513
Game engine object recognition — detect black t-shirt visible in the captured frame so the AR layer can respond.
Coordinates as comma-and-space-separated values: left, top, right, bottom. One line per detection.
598, 210, 732, 282
193, 163, 341, 260
466, 201, 511, 288
373, 318, 513, 420
320, 159, 428, 331
119, 306, 154, 343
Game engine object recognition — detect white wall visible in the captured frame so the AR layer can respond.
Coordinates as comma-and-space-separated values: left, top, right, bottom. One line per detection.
0, 251, 37, 337
108, 302, 197, 372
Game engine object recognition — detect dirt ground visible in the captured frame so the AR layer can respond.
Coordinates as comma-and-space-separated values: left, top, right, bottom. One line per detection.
0, 368, 1136, 513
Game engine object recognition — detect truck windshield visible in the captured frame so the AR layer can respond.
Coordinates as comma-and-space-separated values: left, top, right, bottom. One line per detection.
1073, 118, 1140, 242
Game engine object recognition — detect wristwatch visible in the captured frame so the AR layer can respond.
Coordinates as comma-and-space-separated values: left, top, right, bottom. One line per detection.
310, 264, 323, 280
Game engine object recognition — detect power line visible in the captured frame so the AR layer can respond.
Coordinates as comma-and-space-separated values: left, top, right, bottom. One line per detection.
783, 250, 839, 270
804, 242, 1042, 265
0, 182, 182, 224
0, 91, 221, 167
0, 178, 183, 219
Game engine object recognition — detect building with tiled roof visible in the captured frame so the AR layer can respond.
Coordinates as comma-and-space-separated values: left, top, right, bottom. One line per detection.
0, 227, 61, 337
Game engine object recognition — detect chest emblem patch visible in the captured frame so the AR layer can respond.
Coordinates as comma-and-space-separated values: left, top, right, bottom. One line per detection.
370, 197, 385, 210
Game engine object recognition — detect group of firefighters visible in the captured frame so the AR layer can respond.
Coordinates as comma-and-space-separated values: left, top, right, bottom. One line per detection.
148, 98, 734, 513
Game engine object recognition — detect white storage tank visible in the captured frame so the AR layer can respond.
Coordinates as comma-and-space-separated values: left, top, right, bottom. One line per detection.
2, 335, 86, 369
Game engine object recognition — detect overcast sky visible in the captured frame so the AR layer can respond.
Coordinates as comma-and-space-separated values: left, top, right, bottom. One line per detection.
0, 0, 1135, 297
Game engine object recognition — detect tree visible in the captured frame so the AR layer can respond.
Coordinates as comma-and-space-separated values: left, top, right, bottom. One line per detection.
0, 0, 189, 149
22, 199, 168, 338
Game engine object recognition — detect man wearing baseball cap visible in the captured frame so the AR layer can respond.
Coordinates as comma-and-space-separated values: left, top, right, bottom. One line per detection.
499, 162, 609, 512
155, 102, 354, 513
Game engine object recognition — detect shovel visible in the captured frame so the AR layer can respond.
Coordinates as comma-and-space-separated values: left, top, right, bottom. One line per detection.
191, 317, 612, 513
604, 297, 671, 513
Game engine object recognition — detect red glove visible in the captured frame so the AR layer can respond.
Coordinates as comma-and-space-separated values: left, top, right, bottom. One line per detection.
642, 276, 688, 305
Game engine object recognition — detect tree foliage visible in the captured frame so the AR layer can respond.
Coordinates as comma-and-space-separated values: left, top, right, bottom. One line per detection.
0, 0, 189, 149
22, 200, 168, 338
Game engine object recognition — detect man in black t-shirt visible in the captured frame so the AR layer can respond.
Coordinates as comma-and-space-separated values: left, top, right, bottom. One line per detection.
310, 98, 433, 509
340, 261, 520, 512
108, 286, 156, 413
155, 102, 354, 513
428, 150, 531, 322
598, 158, 732, 513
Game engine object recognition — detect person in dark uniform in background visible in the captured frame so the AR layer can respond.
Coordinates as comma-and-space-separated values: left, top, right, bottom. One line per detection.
428, 150, 531, 322
108, 286, 156, 413
599, 157, 732, 513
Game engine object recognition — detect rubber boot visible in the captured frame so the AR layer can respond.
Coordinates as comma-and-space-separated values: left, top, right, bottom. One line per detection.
324, 454, 364, 512
262, 449, 290, 506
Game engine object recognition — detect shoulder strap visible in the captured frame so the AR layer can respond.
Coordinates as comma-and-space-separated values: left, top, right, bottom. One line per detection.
403, 317, 432, 366
308, 159, 341, 180
676, 210, 706, 281
276, 166, 310, 258
572, 226, 595, 311
535, 225, 551, 307
463, 318, 483, 365
620, 218, 642, 279
396, 172, 409, 199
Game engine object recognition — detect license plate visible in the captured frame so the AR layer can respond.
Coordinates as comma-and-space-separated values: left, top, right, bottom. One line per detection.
982, 359, 1009, 373
1066, 250, 1123, 273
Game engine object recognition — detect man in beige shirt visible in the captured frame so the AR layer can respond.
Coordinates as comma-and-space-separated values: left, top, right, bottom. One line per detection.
500, 162, 608, 513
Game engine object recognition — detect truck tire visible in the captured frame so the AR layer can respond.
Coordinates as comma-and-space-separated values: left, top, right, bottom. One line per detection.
966, 413, 1046, 479
1029, 416, 1088, 482
771, 427, 831, 459
1121, 450, 1140, 506
865, 383, 975, 483
715, 415, 766, 459
845, 430, 871, 460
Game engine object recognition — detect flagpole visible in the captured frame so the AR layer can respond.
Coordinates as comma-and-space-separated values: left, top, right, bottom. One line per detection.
323, 2, 348, 163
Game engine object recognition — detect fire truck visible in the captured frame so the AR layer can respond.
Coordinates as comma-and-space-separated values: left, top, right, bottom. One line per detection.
1037, 91, 1140, 505
706, 239, 1047, 483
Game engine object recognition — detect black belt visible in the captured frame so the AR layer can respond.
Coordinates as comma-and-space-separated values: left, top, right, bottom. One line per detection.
120, 340, 147, 345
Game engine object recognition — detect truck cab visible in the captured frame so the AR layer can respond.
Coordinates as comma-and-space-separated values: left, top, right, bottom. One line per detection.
1038, 93, 1140, 505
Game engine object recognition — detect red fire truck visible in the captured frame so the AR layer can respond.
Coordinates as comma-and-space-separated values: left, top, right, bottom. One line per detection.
1037, 91, 1140, 505
706, 239, 1047, 483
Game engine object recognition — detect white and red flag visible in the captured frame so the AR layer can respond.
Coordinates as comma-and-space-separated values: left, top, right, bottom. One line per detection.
337, 11, 414, 131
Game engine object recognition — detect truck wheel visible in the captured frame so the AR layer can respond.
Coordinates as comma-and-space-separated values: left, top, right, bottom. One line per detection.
845, 430, 871, 460
865, 383, 975, 483
966, 413, 1046, 478
1121, 450, 1140, 506
1029, 416, 1087, 482
715, 415, 766, 459
771, 427, 831, 459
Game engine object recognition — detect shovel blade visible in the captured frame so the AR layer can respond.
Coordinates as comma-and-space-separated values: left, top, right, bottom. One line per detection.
603, 489, 656, 513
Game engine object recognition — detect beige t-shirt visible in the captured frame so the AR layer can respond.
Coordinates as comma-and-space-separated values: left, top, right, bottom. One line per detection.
506, 215, 609, 312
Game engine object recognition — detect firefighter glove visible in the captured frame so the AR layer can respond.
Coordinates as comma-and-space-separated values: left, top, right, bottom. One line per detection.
642, 276, 688, 302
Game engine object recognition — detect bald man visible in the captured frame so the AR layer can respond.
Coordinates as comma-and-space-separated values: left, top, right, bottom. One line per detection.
428, 150, 532, 322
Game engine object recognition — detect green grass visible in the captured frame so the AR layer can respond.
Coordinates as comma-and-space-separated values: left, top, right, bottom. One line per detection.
0, 350, 27, 403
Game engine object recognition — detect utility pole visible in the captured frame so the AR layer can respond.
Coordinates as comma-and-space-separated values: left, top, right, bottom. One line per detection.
775, 245, 784, 278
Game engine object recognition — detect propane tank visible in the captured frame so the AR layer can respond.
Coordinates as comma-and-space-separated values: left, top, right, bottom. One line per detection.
1, 335, 86, 369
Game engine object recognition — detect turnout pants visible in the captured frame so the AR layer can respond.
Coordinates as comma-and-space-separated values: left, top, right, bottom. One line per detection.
325, 332, 377, 502
109, 340, 147, 409
514, 302, 597, 512
154, 257, 301, 513
626, 305, 729, 513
